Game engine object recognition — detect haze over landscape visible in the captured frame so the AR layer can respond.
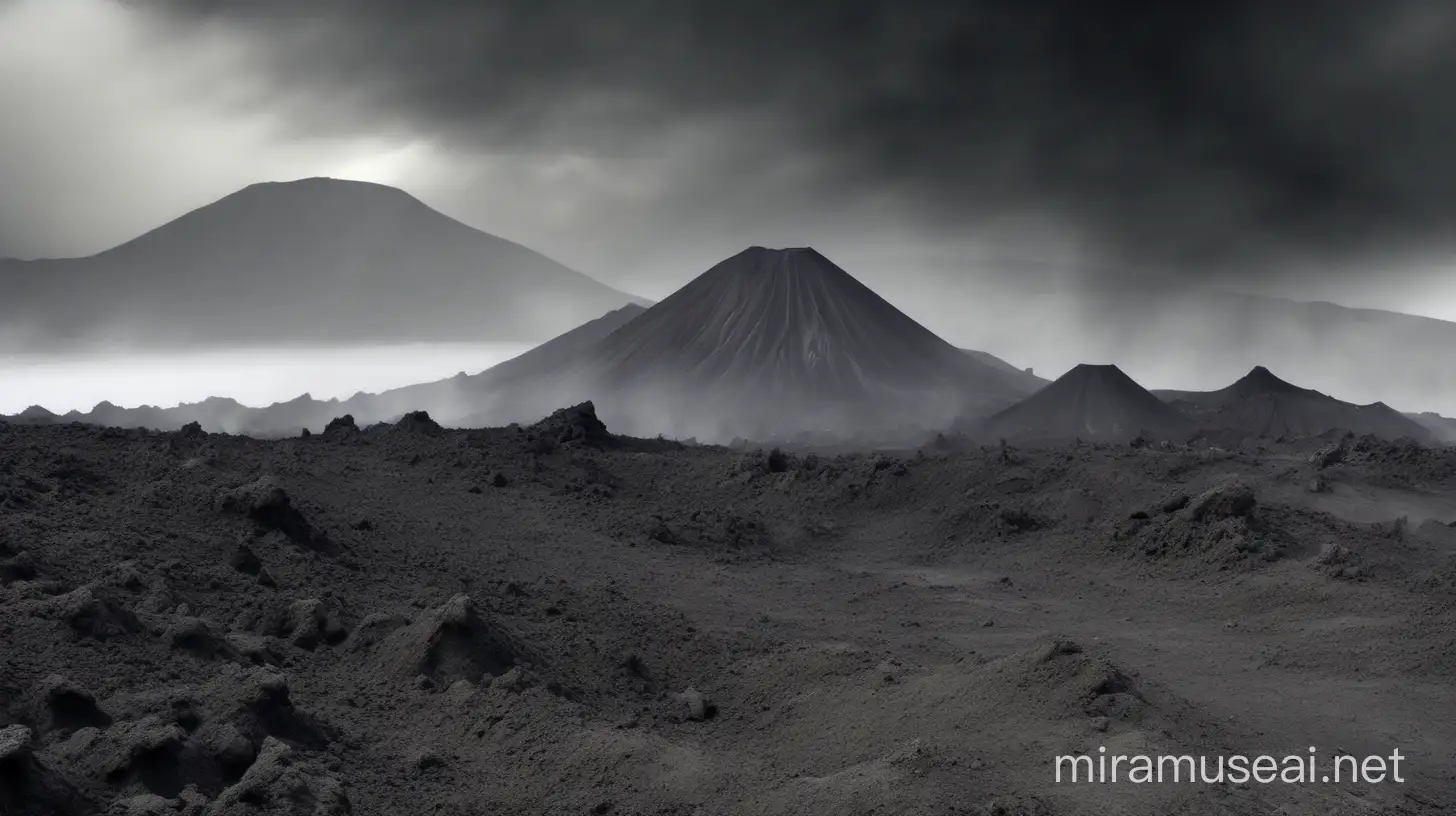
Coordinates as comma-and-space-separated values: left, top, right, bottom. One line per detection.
0, 342, 534, 417
6, 3, 1456, 815
6, 174, 1456, 423
8, 0, 1456, 416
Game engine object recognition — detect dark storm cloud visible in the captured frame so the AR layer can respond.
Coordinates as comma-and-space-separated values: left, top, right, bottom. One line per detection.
135, 0, 1456, 280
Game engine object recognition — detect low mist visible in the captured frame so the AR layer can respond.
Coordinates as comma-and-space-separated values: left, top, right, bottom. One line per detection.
871, 273, 1456, 418
0, 342, 532, 415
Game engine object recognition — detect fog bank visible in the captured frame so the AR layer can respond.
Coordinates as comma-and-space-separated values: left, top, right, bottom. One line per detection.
0, 342, 531, 414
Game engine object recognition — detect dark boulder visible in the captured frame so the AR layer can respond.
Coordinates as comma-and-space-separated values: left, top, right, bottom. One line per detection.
322, 415, 358, 437
394, 411, 443, 434
530, 402, 611, 447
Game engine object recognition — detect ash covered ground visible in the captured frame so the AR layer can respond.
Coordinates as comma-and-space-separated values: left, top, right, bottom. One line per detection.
3, 404, 1455, 815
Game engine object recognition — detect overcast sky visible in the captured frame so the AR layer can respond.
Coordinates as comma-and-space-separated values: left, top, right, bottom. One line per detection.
5, 0, 1456, 319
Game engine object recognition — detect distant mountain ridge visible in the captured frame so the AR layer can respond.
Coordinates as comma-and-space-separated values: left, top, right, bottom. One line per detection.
1053, 288, 1456, 418
955, 362, 1439, 445
0, 177, 645, 350
1156, 365, 1324, 407
1409, 411, 1456, 444
9, 351, 1451, 447
9, 230, 1451, 444
0, 304, 653, 437
1156, 366, 1432, 443
3, 249, 1045, 442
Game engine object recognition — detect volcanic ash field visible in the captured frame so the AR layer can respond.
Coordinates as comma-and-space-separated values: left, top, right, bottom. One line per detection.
3, 404, 1456, 815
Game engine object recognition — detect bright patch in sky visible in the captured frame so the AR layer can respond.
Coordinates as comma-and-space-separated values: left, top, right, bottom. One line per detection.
326, 141, 441, 187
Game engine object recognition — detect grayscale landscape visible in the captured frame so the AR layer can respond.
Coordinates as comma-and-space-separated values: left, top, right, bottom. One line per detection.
4, 2, 1456, 815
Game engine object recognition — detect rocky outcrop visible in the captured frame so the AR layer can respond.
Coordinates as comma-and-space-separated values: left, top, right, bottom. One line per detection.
394, 411, 443, 434
0, 725, 96, 815
529, 402, 611, 448
321, 415, 358, 438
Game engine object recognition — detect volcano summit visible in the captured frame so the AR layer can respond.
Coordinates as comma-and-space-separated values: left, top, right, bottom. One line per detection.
559, 246, 1037, 440
976, 363, 1191, 442
1157, 366, 1432, 443
0, 177, 643, 350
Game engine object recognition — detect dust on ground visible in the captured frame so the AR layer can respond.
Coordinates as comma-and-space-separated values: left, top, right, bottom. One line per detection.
2, 407, 1454, 815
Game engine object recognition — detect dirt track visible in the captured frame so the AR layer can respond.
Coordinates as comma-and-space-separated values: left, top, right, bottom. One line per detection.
3, 408, 1454, 815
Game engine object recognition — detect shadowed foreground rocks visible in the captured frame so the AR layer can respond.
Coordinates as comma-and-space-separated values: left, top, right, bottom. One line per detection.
2, 411, 1455, 815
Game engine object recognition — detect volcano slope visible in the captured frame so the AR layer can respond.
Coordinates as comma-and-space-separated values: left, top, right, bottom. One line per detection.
554, 246, 1037, 441
973, 363, 1191, 443
3, 408, 1455, 815
2, 289, 1040, 442
0, 178, 644, 350
1410, 411, 1456, 444
1158, 366, 1434, 445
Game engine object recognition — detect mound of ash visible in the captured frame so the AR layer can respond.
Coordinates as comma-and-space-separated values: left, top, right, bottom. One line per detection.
1, 636, 344, 813
214, 478, 323, 551
935, 498, 1055, 547
1111, 478, 1308, 568
972, 363, 1191, 443
641, 509, 775, 562
997, 636, 1146, 722
21, 585, 143, 642
1338, 434, 1456, 488
361, 595, 524, 688
1159, 366, 1433, 444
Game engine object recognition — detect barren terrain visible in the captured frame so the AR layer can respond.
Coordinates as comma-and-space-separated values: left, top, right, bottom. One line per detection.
3, 406, 1454, 815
